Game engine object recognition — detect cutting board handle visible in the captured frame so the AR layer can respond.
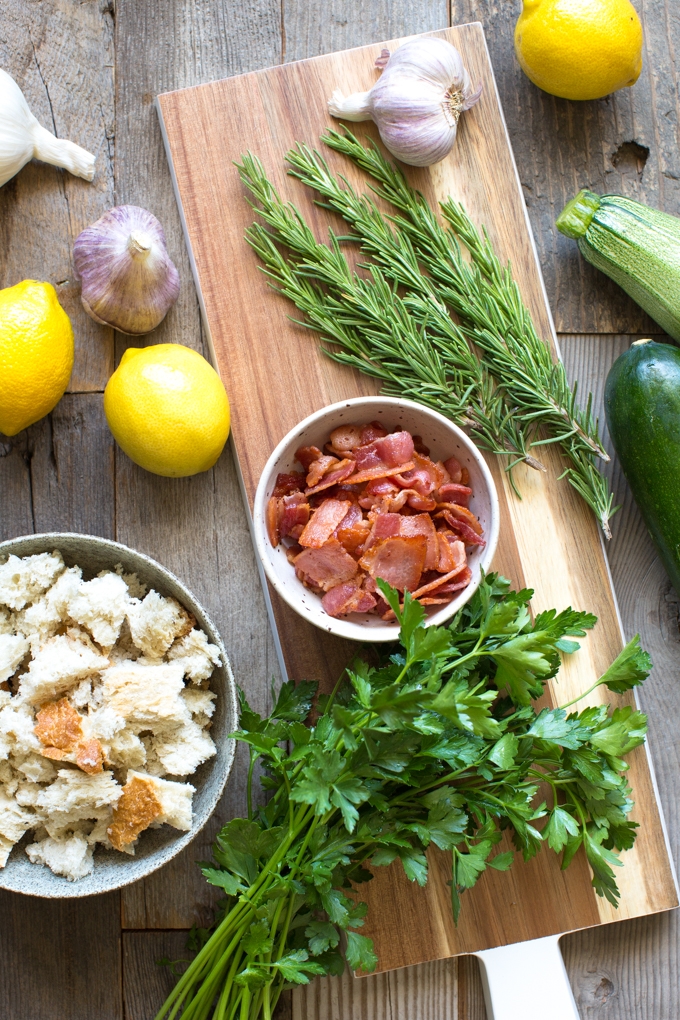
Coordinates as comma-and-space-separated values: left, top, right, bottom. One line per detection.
474, 935, 579, 1019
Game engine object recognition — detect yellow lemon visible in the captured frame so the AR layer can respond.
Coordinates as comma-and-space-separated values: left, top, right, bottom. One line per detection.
104, 343, 230, 477
0, 280, 74, 437
514, 0, 643, 101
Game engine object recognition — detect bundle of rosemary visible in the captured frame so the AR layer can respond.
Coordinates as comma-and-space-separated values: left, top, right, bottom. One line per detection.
237, 129, 617, 535
156, 576, 649, 1020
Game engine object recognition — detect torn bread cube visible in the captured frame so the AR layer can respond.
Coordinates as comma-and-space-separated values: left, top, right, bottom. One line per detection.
68, 571, 131, 650
167, 628, 222, 683
107, 771, 194, 852
35, 769, 121, 829
0, 832, 14, 867
16, 566, 82, 652
17, 631, 109, 704
0, 633, 29, 684
0, 607, 14, 635
0, 785, 36, 844
0, 700, 42, 757
101, 662, 190, 731
13, 752, 58, 785
181, 688, 216, 725
0, 551, 64, 611
112, 565, 147, 600
127, 590, 194, 659
151, 719, 216, 777
33, 698, 104, 775
26, 830, 94, 881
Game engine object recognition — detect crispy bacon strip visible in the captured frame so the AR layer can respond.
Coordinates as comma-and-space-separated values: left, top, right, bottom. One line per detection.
299, 499, 351, 549
359, 535, 427, 592
305, 458, 356, 496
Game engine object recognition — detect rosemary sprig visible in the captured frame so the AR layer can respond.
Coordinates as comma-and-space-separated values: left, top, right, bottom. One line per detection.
314, 129, 617, 536
238, 153, 540, 489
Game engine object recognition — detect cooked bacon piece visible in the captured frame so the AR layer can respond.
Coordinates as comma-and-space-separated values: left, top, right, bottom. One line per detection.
328, 424, 364, 455
412, 435, 431, 456
419, 596, 453, 606
285, 543, 302, 565
305, 458, 356, 496
299, 499, 351, 549
335, 503, 371, 556
321, 579, 377, 617
405, 491, 437, 512
294, 539, 359, 592
410, 563, 470, 600
347, 462, 415, 486
437, 503, 483, 535
443, 456, 463, 484
358, 478, 400, 509
296, 445, 323, 471
437, 533, 466, 574
306, 454, 340, 488
437, 510, 486, 547
359, 535, 427, 592
393, 452, 446, 496
399, 513, 439, 571
460, 467, 470, 485
360, 421, 388, 444
266, 497, 282, 547
273, 472, 306, 497
280, 493, 310, 541
432, 566, 472, 594
437, 483, 472, 507
354, 431, 415, 473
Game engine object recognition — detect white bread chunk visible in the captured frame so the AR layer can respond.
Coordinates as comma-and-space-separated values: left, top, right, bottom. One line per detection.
127, 590, 193, 659
181, 688, 216, 724
101, 662, 190, 731
126, 771, 194, 829
107, 729, 147, 770
0, 607, 14, 635
167, 628, 222, 683
35, 769, 121, 827
152, 719, 216, 777
0, 786, 36, 842
15, 753, 58, 785
26, 830, 94, 881
16, 567, 82, 651
17, 630, 109, 704
0, 700, 42, 757
107, 620, 141, 665
0, 832, 14, 867
0, 551, 64, 611
113, 566, 147, 600
69, 571, 131, 649
0, 633, 29, 684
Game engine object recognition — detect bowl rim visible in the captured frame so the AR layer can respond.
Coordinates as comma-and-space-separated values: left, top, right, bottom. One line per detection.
253, 396, 500, 643
0, 531, 239, 898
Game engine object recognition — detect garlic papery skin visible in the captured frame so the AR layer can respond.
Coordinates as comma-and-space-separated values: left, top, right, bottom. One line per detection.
328, 38, 482, 168
0, 68, 95, 188
73, 206, 181, 335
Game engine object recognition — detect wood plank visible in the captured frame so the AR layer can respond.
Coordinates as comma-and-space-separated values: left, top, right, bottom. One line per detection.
0, 0, 115, 391
156, 23, 677, 972
0, 889, 122, 1020
114, 0, 284, 928
449, 0, 679, 335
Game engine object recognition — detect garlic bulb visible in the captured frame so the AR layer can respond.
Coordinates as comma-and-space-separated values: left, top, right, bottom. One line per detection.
73, 206, 180, 335
328, 38, 482, 168
0, 67, 95, 188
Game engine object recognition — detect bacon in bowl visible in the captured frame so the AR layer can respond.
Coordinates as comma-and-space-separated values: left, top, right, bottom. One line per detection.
265, 420, 483, 619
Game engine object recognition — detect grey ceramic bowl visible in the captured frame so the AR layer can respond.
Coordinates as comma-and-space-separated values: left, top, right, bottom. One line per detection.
0, 532, 238, 899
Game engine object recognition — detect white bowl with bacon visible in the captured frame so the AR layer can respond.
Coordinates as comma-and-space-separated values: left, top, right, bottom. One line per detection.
253, 397, 500, 642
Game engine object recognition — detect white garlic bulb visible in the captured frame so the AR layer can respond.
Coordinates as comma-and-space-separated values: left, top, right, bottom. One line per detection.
328, 38, 482, 168
73, 206, 180, 335
0, 67, 95, 188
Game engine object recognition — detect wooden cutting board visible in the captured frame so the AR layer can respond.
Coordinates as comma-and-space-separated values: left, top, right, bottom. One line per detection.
156, 23, 678, 973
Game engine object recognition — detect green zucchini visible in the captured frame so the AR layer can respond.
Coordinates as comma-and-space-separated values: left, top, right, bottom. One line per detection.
557, 190, 680, 342
605, 339, 680, 594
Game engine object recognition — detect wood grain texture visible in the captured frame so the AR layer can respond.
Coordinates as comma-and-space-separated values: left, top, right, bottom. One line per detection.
156, 22, 677, 970
450, 0, 680, 335
0, 0, 115, 390
114, 0, 285, 928
0, 889, 122, 1020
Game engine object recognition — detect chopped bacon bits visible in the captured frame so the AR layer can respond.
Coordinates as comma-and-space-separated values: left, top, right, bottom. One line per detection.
268, 422, 484, 618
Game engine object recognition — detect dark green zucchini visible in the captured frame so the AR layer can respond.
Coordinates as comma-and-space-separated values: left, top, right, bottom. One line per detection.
605, 339, 680, 593
557, 190, 680, 343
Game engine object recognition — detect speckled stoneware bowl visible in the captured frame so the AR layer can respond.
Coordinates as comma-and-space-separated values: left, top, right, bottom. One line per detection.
0, 532, 238, 899
253, 396, 500, 642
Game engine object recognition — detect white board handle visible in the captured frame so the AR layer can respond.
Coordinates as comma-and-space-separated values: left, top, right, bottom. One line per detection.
474, 935, 579, 1020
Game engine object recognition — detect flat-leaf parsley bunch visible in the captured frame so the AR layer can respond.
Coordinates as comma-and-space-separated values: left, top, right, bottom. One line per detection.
156, 575, 650, 1020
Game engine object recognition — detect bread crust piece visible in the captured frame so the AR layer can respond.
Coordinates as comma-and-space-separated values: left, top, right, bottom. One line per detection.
34, 698, 104, 774
107, 774, 163, 851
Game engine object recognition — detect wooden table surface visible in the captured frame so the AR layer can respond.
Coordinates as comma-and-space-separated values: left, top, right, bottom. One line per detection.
1, 1, 678, 1017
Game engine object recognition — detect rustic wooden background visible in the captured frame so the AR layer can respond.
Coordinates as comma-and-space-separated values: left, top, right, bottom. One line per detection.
0, 0, 678, 1017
